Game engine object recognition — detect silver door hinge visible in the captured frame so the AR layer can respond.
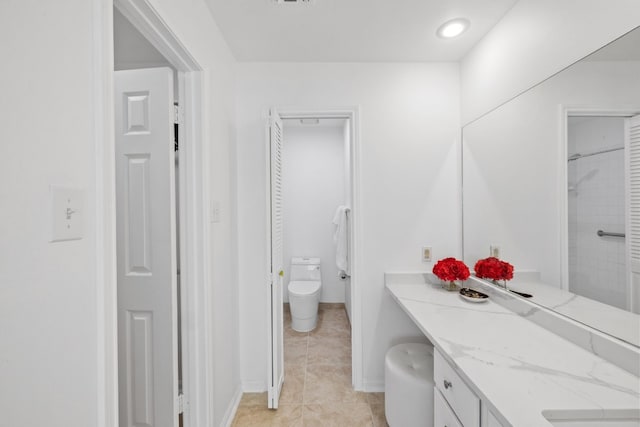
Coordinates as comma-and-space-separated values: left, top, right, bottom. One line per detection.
178, 393, 185, 414
173, 104, 182, 125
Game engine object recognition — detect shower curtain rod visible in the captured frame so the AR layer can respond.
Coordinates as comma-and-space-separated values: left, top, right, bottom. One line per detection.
568, 146, 624, 162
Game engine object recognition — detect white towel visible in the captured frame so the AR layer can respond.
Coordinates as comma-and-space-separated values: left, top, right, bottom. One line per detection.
332, 205, 350, 275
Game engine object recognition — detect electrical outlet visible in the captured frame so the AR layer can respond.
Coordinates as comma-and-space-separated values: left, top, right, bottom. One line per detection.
422, 247, 432, 262
490, 245, 500, 258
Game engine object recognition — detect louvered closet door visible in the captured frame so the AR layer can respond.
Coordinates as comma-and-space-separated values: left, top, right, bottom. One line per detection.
268, 109, 285, 408
626, 114, 640, 314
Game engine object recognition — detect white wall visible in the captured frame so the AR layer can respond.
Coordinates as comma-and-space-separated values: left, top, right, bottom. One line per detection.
114, 8, 169, 68
461, 0, 640, 124
235, 62, 461, 390
463, 61, 640, 288
0, 0, 240, 425
113, 8, 179, 100
343, 120, 353, 321
344, 119, 352, 206
0, 1, 98, 425
282, 125, 347, 303
568, 117, 626, 308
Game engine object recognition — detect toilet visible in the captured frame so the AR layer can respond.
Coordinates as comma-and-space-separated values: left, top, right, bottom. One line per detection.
288, 257, 322, 332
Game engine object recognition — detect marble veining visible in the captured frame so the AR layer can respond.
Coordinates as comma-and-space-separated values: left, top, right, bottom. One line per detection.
548, 292, 579, 311
385, 273, 640, 427
398, 295, 513, 317
505, 277, 640, 347
467, 277, 640, 376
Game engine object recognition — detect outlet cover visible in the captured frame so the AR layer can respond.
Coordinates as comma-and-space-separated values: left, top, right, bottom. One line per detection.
422, 247, 432, 262
490, 245, 500, 258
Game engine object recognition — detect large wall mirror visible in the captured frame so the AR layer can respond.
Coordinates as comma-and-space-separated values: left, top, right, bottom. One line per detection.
462, 26, 640, 347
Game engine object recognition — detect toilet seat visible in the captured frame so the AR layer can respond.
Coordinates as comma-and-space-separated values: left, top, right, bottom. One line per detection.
288, 280, 321, 296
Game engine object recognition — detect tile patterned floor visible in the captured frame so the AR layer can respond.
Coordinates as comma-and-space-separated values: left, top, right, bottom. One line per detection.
232, 304, 388, 427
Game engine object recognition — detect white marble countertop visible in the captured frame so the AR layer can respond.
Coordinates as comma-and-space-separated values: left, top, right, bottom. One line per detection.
385, 273, 640, 427
507, 278, 639, 347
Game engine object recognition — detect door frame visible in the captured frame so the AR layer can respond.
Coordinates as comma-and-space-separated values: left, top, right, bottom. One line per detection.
94, 1, 212, 426
559, 106, 640, 303
267, 107, 363, 390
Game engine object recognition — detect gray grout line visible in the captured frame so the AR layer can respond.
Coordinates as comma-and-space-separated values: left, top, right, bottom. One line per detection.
244, 305, 381, 426
367, 401, 375, 427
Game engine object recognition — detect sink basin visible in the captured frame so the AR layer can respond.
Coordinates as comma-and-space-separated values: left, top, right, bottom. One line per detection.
542, 409, 640, 426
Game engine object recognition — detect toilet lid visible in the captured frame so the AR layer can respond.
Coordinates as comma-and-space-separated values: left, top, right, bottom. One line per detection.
288, 281, 321, 295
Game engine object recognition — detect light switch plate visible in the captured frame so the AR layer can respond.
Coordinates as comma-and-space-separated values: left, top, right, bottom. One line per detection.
50, 186, 84, 242
211, 200, 221, 223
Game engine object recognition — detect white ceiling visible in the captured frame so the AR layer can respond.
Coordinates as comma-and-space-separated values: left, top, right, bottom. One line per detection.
204, 0, 518, 62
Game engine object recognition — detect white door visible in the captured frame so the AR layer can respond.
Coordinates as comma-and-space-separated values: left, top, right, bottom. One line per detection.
115, 68, 179, 427
267, 109, 285, 408
626, 114, 640, 314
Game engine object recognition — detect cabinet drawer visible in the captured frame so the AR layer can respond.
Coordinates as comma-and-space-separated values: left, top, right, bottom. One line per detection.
434, 349, 480, 427
434, 388, 463, 427
486, 408, 504, 427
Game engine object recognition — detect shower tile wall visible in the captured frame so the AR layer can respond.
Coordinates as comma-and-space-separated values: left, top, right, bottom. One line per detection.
568, 117, 626, 309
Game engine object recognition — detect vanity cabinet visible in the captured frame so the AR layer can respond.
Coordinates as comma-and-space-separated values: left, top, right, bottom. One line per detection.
386, 276, 640, 427
434, 348, 505, 427
434, 388, 463, 427
482, 409, 504, 427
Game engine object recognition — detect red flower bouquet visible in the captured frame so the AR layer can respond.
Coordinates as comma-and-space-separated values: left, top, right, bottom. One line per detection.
474, 257, 514, 283
433, 257, 470, 291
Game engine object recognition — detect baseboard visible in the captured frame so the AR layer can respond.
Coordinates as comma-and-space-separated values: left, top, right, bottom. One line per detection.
361, 379, 385, 393
241, 380, 267, 393
220, 386, 243, 427
318, 302, 345, 309
284, 302, 346, 308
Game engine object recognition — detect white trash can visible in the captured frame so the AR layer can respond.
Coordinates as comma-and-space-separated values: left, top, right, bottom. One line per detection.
385, 343, 434, 427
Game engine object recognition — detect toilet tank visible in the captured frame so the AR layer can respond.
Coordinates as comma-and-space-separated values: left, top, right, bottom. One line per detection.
290, 257, 321, 281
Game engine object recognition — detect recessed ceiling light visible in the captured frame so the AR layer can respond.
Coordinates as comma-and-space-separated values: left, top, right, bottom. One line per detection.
436, 18, 470, 39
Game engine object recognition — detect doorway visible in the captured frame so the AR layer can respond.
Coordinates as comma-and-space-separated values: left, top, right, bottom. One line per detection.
267, 109, 360, 409
564, 110, 640, 314
567, 116, 627, 308
114, 7, 183, 427
110, 1, 209, 426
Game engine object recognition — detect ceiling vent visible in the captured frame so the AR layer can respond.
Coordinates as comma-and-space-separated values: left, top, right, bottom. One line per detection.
272, 0, 314, 4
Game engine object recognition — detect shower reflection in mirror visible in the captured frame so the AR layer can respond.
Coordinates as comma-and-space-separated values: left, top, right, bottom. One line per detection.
567, 116, 627, 309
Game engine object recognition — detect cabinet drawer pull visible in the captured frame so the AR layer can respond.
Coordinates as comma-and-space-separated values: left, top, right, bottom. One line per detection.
443, 379, 452, 389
